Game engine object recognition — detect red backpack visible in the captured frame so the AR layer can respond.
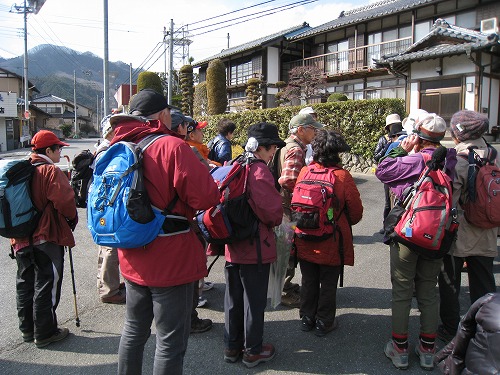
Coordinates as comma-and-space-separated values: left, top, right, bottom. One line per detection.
460, 146, 500, 229
291, 165, 340, 241
391, 151, 458, 258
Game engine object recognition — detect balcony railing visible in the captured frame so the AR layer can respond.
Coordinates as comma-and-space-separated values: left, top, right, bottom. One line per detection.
287, 37, 412, 76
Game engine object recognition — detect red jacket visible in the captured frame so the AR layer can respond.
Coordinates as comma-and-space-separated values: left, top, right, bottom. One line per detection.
112, 118, 220, 287
11, 154, 77, 250
295, 163, 363, 266
224, 158, 283, 264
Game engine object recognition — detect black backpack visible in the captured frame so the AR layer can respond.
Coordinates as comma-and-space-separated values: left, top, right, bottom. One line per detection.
70, 150, 94, 208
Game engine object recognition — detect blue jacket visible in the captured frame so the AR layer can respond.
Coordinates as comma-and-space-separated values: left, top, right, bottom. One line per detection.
209, 134, 232, 164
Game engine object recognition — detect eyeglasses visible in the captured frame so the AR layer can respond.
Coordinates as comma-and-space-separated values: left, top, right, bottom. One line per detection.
305, 126, 319, 133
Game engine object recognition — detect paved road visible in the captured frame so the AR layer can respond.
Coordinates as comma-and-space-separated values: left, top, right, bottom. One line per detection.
0, 139, 498, 375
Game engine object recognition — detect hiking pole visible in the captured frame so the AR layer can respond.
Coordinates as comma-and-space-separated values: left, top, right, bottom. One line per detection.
67, 246, 81, 327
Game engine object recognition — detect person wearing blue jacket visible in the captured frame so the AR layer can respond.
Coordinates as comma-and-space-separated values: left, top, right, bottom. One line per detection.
207, 118, 236, 165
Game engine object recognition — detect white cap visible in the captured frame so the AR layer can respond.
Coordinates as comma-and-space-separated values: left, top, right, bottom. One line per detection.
298, 106, 316, 116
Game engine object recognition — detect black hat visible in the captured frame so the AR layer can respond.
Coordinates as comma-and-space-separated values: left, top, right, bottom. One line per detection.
129, 89, 173, 117
170, 112, 187, 130
247, 122, 285, 148
389, 123, 405, 137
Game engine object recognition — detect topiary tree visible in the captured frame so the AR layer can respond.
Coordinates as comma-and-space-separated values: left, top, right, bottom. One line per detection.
193, 82, 208, 117
328, 93, 349, 102
281, 65, 326, 104
245, 77, 264, 110
206, 59, 228, 115
274, 80, 289, 107
179, 64, 194, 116
137, 71, 164, 95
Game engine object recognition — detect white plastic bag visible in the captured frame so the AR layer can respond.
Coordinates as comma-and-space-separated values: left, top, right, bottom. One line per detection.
268, 217, 296, 308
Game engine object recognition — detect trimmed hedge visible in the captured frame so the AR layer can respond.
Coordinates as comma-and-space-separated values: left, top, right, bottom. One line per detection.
200, 98, 405, 161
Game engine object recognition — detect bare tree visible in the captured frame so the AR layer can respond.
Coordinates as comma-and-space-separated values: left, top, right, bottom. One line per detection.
281, 65, 326, 104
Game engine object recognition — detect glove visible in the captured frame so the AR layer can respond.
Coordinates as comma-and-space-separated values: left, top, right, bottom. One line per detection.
66, 215, 78, 231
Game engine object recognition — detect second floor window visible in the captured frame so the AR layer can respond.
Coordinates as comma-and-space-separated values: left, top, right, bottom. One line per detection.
230, 61, 253, 86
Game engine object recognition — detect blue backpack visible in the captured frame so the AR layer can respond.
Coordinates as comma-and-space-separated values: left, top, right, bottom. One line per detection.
87, 134, 190, 248
0, 159, 45, 238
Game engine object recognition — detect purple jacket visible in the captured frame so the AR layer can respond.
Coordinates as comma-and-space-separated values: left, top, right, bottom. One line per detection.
376, 147, 457, 200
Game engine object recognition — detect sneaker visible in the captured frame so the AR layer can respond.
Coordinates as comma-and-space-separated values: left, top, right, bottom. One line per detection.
101, 290, 126, 304
314, 318, 338, 337
281, 291, 301, 308
35, 327, 69, 348
437, 324, 455, 343
301, 316, 315, 332
190, 317, 212, 334
384, 340, 409, 370
242, 343, 276, 368
197, 296, 208, 308
415, 343, 435, 370
22, 332, 34, 342
202, 281, 214, 292
223, 348, 242, 363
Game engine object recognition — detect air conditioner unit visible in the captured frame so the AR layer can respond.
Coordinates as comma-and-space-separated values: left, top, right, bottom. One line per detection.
480, 17, 498, 34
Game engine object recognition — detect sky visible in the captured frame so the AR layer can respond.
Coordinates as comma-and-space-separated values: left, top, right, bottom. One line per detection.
0, 0, 370, 74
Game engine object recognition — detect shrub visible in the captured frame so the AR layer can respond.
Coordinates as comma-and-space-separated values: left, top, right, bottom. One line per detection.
60, 124, 73, 138
179, 64, 194, 116
328, 93, 349, 102
206, 59, 228, 115
245, 77, 263, 110
193, 82, 208, 118
137, 71, 164, 95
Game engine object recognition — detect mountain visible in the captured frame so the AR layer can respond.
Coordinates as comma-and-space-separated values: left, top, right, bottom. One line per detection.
0, 44, 142, 112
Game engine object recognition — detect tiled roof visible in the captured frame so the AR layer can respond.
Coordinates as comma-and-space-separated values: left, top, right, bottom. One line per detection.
290, 0, 439, 40
376, 19, 500, 68
193, 23, 310, 66
31, 94, 68, 104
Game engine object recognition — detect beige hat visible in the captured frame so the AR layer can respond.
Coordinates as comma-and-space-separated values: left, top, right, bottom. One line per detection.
385, 114, 401, 131
414, 113, 446, 142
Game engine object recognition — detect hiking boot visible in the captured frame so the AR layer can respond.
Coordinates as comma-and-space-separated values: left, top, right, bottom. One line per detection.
22, 332, 34, 342
242, 343, 276, 368
384, 340, 409, 370
190, 317, 212, 334
101, 290, 126, 304
281, 291, 301, 308
197, 296, 208, 308
301, 316, 315, 332
415, 343, 435, 370
35, 327, 69, 348
314, 318, 338, 337
437, 324, 455, 343
223, 348, 242, 363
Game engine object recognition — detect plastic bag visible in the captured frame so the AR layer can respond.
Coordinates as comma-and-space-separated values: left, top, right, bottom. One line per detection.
268, 217, 296, 308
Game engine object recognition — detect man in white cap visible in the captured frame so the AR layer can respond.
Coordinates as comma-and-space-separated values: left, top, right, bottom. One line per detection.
298, 107, 317, 165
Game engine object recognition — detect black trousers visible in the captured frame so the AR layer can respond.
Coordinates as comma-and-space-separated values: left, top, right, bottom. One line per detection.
438, 254, 496, 333
299, 259, 341, 326
383, 183, 392, 221
16, 242, 64, 341
224, 262, 270, 354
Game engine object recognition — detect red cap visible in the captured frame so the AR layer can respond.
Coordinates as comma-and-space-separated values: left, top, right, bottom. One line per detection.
197, 121, 208, 129
31, 130, 70, 150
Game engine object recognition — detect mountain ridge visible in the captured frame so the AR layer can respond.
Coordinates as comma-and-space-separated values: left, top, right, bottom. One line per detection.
0, 44, 143, 112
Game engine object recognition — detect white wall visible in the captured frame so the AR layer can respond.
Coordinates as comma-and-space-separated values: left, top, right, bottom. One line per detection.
489, 78, 499, 127
464, 76, 475, 111
481, 76, 490, 112
443, 55, 475, 75
0, 118, 6, 152
410, 82, 420, 113
266, 47, 280, 84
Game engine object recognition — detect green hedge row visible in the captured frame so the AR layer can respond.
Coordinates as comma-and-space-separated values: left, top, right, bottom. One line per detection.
200, 98, 405, 160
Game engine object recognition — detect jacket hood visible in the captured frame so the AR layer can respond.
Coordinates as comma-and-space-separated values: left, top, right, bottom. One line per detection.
110, 118, 184, 145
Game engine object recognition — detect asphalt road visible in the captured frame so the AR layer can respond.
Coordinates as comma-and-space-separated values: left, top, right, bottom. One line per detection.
0, 139, 498, 375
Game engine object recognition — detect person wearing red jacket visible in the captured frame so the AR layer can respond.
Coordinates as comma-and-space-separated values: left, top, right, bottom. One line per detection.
294, 129, 363, 336
11, 130, 78, 348
111, 89, 220, 375
223, 122, 284, 368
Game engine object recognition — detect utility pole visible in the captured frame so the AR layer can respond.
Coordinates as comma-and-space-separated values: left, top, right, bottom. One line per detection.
10, 0, 45, 143
227, 33, 230, 49
103, 0, 109, 115
167, 19, 174, 105
73, 70, 78, 137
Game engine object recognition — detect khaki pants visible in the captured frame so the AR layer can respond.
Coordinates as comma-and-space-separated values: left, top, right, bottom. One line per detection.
97, 246, 121, 298
389, 242, 442, 336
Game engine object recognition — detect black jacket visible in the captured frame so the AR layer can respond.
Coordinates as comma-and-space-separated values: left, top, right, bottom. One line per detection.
435, 293, 500, 375
373, 135, 389, 162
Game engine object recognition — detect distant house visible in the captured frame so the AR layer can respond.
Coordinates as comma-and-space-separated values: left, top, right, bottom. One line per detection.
194, 0, 500, 130
31, 94, 94, 135
114, 84, 137, 112
0, 67, 39, 151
